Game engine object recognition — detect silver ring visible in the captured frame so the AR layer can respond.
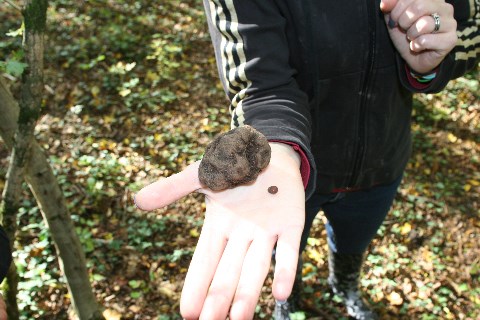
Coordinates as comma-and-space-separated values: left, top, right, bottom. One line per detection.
431, 13, 440, 33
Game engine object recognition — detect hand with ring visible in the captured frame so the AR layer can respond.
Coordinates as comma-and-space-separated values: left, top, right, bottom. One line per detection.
380, 0, 458, 74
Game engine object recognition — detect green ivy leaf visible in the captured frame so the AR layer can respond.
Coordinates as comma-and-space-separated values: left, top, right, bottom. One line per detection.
289, 311, 306, 320
6, 60, 28, 77
128, 280, 142, 289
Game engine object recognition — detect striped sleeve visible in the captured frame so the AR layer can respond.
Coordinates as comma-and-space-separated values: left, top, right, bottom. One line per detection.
400, 0, 480, 93
453, 0, 480, 71
206, 0, 251, 119
203, 0, 317, 197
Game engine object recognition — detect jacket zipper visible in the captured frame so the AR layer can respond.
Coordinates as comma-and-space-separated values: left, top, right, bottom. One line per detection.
348, 0, 377, 188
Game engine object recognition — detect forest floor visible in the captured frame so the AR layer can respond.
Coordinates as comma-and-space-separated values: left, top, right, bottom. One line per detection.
0, 1, 479, 319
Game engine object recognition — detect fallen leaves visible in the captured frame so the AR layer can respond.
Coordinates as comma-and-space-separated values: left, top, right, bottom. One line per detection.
387, 291, 403, 306
1, 1, 478, 319
103, 309, 121, 320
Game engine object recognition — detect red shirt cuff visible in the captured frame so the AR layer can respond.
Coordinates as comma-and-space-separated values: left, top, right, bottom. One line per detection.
269, 140, 311, 189
405, 64, 436, 90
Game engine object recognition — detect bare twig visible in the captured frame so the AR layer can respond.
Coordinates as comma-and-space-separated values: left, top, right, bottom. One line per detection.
1, 73, 17, 81
2, 0, 21, 12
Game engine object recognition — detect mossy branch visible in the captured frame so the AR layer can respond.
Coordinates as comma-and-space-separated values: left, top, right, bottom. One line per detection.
23, 0, 48, 33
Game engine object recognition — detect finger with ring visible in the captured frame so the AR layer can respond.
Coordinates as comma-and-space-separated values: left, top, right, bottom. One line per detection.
431, 13, 440, 33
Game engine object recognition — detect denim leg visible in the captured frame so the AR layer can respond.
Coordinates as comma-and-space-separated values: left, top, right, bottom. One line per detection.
301, 176, 402, 254
323, 176, 403, 254
300, 192, 343, 252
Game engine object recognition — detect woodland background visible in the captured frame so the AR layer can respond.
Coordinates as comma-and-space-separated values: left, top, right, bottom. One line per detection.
0, 0, 478, 319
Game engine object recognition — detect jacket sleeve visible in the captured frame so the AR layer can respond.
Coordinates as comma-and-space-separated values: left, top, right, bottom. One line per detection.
0, 225, 12, 283
203, 0, 316, 197
398, 0, 480, 93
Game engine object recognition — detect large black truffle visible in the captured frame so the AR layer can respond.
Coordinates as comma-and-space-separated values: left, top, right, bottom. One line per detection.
198, 125, 271, 191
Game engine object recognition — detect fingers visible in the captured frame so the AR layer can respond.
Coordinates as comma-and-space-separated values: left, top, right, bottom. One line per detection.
181, 225, 296, 320
380, 0, 398, 13
180, 223, 227, 319
397, 2, 455, 35
409, 32, 458, 54
230, 235, 277, 319
381, 0, 458, 71
405, 13, 456, 40
387, 0, 455, 36
272, 226, 303, 301
199, 233, 252, 320
134, 161, 202, 211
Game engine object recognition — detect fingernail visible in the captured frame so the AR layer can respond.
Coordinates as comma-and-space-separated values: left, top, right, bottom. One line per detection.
275, 299, 287, 305
388, 18, 396, 29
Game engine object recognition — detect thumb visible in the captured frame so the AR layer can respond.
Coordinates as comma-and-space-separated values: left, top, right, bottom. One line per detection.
134, 161, 202, 211
380, 0, 397, 13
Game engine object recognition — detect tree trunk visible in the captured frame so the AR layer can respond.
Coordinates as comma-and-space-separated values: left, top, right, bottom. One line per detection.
1, 265, 20, 320
1, 0, 46, 317
0, 81, 105, 320
0, 159, 22, 319
0, 1, 105, 319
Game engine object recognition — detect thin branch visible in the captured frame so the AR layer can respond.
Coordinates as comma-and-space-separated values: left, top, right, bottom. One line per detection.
2, 0, 21, 12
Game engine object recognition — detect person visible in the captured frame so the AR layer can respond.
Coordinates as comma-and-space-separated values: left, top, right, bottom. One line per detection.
0, 225, 12, 320
135, 0, 479, 319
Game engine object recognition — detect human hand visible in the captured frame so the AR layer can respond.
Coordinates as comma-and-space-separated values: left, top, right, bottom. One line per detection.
135, 143, 305, 319
0, 293, 6, 320
380, 0, 458, 74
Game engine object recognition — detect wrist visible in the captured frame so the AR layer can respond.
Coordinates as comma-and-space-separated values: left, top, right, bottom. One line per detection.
404, 64, 440, 90
269, 142, 301, 169
268, 141, 310, 189
409, 68, 437, 83
408, 65, 438, 83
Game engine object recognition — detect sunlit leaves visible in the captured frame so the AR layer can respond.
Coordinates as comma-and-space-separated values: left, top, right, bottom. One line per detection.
1, 0, 477, 318
108, 61, 136, 75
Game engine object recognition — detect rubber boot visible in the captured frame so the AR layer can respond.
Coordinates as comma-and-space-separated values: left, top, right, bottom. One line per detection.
272, 257, 303, 320
272, 300, 291, 320
328, 250, 379, 320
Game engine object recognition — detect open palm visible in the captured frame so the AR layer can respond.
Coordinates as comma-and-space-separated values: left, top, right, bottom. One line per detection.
135, 143, 306, 319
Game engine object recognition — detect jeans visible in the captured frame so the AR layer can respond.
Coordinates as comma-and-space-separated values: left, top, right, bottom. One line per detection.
300, 175, 403, 255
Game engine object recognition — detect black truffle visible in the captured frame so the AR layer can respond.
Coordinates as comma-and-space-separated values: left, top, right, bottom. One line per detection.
268, 186, 278, 194
198, 125, 271, 191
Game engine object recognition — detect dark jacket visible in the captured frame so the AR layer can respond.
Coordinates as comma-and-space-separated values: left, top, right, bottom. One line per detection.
0, 225, 12, 283
203, 0, 480, 197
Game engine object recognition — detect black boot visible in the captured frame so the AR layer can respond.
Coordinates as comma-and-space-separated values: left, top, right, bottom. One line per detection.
328, 250, 379, 320
272, 300, 291, 320
272, 257, 303, 320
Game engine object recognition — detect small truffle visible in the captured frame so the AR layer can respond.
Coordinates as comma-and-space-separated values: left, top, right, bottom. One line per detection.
268, 186, 278, 194
199, 125, 271, 191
